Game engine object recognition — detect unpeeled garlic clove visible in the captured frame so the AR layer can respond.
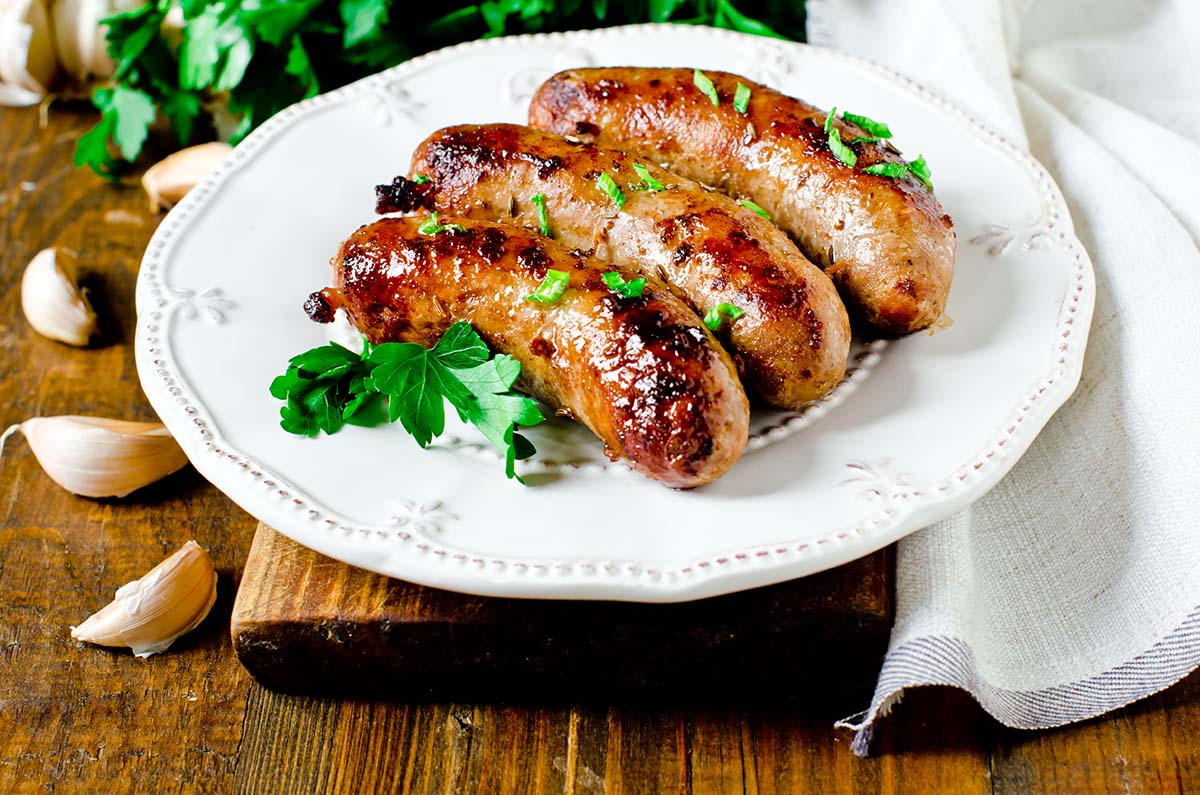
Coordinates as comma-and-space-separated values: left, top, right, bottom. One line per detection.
142, 142, 233, 212
1, 415, 189, 498
0, 0, 58, 106
20, 247, 97, 345
72, 541, 218, 657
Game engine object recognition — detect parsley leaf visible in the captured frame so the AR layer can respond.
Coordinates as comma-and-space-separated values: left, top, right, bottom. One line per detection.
704, 302, 747, 330
739, 198, 771, 220
827, 128, 857, 168
530, 193, 551, 236
862, 163, 909, 179
412, 174, 432, 185
842, 112, 892, 139
631, 163, 665, 192
340, 0, 389, 48
272, 323, 545, 481
734, 82, 751, 114
74, 86, 157, 177
849, 136, 880, 146
693, 68, 719, 106
596, 171, 625, 209
418, 211, 465, 235
601, 272, 647, 298
525, 270, 571, 304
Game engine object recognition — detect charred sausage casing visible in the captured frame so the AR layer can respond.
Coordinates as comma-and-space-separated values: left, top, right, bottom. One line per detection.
308, 216, 749, 488
388, 123, 850, 409
528, 68, 955, 334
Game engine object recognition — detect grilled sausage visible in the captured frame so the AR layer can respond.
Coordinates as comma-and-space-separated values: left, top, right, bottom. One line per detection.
385, 123, 850, 409
306, 216, 749, 488
528, 67, 956, 333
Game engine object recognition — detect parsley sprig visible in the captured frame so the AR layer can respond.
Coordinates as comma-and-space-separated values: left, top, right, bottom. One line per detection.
704, 302, 746, 330
271, 322, 545, 480
79, 0, 798, 177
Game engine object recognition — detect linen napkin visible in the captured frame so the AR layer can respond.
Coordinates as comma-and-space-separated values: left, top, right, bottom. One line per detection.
805, 0, 1200, 754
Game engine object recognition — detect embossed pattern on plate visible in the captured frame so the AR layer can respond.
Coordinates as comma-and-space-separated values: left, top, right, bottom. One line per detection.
135, 25, 1095, 602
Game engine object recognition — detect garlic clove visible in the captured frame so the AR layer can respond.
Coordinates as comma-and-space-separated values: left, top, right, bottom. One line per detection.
20, 247, 98, 346
49, 0, 140, 84
2, 415, 189, 498
142, 142, 233, 212
0, 0, 58, 106
72, 541, 218, 657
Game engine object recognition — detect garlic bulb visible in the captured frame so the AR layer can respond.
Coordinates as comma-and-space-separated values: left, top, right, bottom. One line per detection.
0, 0, 58, 106
20, 247, 97, 346
72, 541, 218, 657
142, 142, 233, 212
50, 0, 140, 84
2, 415, 189, 498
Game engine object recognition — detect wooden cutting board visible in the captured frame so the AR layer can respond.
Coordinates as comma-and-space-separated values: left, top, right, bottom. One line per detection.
231, 523, 893, 703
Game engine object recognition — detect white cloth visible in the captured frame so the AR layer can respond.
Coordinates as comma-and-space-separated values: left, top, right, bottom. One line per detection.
806, 0, 1200, 754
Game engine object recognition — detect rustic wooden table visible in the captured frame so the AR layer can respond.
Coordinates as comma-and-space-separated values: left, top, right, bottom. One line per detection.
2, 105, 1198, 795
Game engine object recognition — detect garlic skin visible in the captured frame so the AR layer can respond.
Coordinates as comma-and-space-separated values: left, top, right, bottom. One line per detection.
3, 416, 189, 498
0, 0, 58, 106
50, 0, 142, 84
72, 541, 218, 658
142, 142, 233, 212
21, 247, 97, 346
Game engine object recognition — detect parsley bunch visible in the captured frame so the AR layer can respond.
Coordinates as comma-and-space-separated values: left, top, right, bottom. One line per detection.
270, 322, 545, 481
77, 0, 805, 176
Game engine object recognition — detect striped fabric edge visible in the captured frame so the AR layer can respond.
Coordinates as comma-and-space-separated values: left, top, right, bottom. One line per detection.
835, 604, 1200, 756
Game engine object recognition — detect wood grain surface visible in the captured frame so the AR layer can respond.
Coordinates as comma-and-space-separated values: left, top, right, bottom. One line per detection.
2, 104, 1199, 795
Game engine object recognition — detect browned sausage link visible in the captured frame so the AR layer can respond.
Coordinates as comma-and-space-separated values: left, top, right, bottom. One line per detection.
528, 68, 956, 334
404, 123, 851, 408
315, 216, 749, 488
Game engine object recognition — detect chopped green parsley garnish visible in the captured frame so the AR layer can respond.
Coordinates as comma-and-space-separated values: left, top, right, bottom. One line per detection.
908, 155, 933, 188
525, 269, 570, 303
631, 163, 665, 192
412, 174, 432, 184
848, 136, 880, 146
842, 112, 892, 139
595, 171, 626, 209
739, 198, 771, 220
601, 271, 647, 298
530, 193, 551, 236
270, 323, 544, 481
824, 106, 838, 134
863, 155, 933, 188
862, 162, 909, 179
734, 83, 751, 114
417, 211, 465, 235
703, 302, 746, 331
693, 69, 719, 106
827, 128, 857, 168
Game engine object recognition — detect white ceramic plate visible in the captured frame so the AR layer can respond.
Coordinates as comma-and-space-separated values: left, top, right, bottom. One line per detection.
135, 25, 1094, 602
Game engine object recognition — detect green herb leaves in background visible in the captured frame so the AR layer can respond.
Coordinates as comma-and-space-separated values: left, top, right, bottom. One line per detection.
271, 322, 545, 480
79, 0, 805, 177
